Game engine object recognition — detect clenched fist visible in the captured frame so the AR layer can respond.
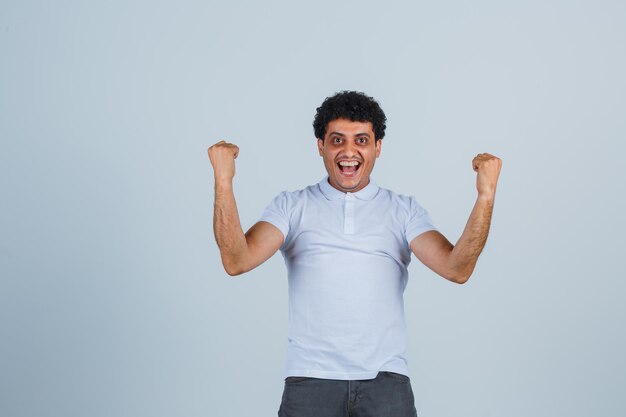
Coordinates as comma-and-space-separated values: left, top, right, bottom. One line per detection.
208, 140, 240, 182
472, 153, 502, 199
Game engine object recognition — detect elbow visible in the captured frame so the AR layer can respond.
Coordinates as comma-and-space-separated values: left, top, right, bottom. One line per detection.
224, 266, 244, 276
222, 260, 248, 277
442, 256, 477, 284
445, 269, 473, 285
224, 265, 247, 276
219, 250, 251, 276
453, 274, 471, 285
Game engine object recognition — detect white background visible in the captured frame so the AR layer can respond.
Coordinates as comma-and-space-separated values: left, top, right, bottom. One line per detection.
1, 1, 625, 416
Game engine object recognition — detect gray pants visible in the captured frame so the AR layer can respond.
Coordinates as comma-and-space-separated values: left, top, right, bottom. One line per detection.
278, 371, 418, 417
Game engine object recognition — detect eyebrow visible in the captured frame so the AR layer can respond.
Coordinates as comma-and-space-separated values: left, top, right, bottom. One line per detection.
328, 132, 371, 137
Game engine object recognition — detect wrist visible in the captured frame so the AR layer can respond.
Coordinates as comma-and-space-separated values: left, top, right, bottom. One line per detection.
477, 192, 495, 204
214, 176, 234, 190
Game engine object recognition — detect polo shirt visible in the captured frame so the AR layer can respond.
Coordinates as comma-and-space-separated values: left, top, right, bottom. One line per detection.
259, 176, 437, 380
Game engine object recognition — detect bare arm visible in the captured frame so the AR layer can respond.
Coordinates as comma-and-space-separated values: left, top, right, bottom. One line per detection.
209, 141, 284, 276
410, 153, 502, 284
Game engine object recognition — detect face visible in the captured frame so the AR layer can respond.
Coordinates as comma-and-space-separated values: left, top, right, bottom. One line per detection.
317, 118, 382, 193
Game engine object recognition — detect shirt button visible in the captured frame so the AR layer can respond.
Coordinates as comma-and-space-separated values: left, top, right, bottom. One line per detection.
346, 194, 353, 200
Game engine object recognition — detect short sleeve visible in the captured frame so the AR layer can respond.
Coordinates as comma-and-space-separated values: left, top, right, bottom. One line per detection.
405, 197, 438, 244
258, 191, 291, 239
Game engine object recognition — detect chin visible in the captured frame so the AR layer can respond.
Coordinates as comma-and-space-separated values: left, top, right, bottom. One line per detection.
333, 178, 363, 192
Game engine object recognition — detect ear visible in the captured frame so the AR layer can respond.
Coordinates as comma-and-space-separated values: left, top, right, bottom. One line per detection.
375, 139, 382, 158
317, 139, 324, 156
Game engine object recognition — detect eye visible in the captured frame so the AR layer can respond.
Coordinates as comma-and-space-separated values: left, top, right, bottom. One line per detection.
356, 137, 368, 144
332, 137, 343, 144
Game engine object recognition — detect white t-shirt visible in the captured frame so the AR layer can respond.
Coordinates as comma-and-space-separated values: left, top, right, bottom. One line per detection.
260, 177, 437, 380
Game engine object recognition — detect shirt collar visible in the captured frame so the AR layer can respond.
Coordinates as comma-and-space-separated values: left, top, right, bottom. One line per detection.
318, 176, 380, 201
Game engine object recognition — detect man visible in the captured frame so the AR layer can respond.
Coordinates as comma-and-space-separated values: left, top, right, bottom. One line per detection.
208, 91, 502, 417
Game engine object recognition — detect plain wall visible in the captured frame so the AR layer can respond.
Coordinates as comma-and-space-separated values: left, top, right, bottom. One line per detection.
1, 1, 625, 416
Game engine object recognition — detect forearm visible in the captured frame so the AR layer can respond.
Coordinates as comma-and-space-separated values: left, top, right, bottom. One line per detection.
447, 195, 494, 282
213, 179, 250, 275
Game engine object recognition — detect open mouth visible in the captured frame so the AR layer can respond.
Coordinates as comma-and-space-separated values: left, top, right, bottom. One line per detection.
337, 160, 361, 177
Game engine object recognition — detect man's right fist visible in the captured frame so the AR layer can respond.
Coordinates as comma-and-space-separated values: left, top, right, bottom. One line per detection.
208, 140, 239, 182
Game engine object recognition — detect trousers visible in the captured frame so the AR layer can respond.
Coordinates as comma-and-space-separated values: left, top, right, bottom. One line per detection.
277, 371, 418, 417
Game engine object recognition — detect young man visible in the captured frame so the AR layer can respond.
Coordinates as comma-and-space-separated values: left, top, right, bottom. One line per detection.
208, 91, 502, 417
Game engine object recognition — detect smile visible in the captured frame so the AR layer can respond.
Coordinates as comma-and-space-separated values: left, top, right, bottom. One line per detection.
337, 160, 361, 177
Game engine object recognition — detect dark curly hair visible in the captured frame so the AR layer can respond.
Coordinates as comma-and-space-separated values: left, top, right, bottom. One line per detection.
313, 91, 387, 141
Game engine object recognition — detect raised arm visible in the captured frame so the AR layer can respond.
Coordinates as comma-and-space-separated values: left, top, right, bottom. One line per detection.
410, 153, 502, 284
208, 140, 284, 276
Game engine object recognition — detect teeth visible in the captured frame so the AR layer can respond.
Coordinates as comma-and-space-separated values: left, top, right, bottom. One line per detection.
338, 161, 359, 166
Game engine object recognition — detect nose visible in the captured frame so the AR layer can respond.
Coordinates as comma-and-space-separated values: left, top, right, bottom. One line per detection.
341, 140, 358, 157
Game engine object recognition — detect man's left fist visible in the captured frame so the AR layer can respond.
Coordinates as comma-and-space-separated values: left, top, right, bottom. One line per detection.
472, 153, 502, 199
